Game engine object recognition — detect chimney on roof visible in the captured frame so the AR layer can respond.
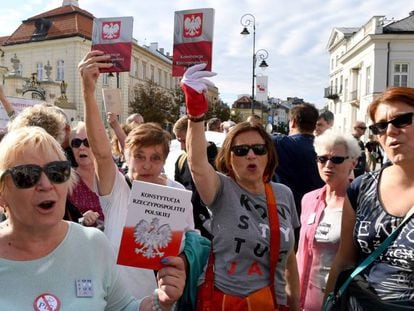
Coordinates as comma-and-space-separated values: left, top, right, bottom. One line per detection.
62, 0, 79, 7
150, 42, 158, 52
409, 10, 414, 16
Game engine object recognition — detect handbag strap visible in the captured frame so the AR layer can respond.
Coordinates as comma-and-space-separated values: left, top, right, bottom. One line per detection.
337, 205, 414, 296
264, 182, 280, 307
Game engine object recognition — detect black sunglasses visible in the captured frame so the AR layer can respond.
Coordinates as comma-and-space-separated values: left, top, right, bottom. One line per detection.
231, 144, 267, 157
1, 161, 71, 189
317, 155, 349, 164
369, 112, 414, 135
71, 138, 89, 148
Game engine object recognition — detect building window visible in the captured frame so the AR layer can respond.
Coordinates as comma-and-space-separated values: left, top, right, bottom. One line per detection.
393, 63, 408, 87
56, 60, 64, 81
164, 72, 168, 89
36, 63, 43, 81
366, 66, 371, 94
150, 65, 155, 81
142, 61, 147, 80
158, 69, 162, 85
339, 75, 343, 94
344, 78, 348, 102
132, 57, 139, 77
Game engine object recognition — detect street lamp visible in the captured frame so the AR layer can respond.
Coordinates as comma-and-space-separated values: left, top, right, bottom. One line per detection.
240, 13, 269, 116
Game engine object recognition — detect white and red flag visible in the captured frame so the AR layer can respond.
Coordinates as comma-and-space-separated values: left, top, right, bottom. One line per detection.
172, 8, 214, 77
92, 16, 133, 73
256, 75, 268, 102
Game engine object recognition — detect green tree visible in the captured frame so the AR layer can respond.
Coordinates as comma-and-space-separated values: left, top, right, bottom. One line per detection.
129, 80, 180, 126
205, 98, 231, 122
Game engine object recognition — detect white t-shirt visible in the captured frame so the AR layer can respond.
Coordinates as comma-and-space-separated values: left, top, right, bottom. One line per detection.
310, 206, 342, 288
99, 167, 191, 298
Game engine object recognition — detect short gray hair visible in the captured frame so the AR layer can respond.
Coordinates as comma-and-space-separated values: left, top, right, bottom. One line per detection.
314, 131, 360, 159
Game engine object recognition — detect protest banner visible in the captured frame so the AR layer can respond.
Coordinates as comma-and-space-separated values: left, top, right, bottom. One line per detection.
102, 88, 122, 115
0, 96, 45, 131
172, 8, 214, 76
92, 16, 133, 73
117, 180, 192, 270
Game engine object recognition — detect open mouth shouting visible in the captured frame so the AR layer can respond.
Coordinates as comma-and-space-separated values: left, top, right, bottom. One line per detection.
37, 200, 56, 210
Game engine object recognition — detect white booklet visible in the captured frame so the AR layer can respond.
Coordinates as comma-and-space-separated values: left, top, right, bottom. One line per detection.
117, 180, 193, 270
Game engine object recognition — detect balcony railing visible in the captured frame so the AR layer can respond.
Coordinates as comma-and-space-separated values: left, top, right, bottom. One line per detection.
324, 86, 341, 100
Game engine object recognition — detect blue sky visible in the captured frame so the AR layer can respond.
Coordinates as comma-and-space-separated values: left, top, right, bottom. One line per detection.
1, 0, 413, 107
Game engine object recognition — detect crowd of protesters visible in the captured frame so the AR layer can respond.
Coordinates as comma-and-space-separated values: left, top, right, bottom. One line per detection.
0, 56, 412, 311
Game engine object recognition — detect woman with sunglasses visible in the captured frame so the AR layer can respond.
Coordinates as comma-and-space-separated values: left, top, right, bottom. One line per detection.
0, 126, 185, 310
325, 87, 414, 309
296, 131, 359, 311
67, 121, 104, 228
181, 64, 300, 310
78, 51, 206, 308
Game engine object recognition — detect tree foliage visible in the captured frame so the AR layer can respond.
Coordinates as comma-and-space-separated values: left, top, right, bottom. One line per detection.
129, 80, 180, 125
205, 98, 231, 122
129, 80, 234, 127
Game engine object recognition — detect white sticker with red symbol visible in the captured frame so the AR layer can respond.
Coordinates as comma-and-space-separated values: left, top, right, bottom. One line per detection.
33, 293, 61, 311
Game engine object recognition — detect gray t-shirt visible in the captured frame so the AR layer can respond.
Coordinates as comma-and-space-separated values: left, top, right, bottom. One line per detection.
208, 173, 299, 305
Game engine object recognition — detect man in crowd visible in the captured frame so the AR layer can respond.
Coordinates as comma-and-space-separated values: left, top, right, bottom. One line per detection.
272, 103, 324, 246
352, 120, 368, 177
314, 110, 334, 136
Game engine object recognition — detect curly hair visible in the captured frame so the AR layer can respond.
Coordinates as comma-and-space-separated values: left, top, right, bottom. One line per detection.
7, 104, 66, 145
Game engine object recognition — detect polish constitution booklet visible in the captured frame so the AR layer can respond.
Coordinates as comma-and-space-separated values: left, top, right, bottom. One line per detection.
117, 180, 192, 270
92, 16, 133, 73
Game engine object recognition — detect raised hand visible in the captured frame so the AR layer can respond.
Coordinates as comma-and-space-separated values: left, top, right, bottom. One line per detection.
180, 63, 216, 117
78, 50, 113, 93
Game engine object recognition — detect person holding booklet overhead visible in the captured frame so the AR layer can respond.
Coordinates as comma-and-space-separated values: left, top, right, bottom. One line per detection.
78, 51, 209, 307
324, 87, 414, 309
182, 63, 300, 311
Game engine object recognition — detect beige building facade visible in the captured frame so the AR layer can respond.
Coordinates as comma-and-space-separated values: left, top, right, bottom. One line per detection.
325, 11, 414, 136
0, 0, 194, 123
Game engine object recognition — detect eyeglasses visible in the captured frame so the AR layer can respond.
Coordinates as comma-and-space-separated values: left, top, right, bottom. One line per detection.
369, 112, 414, 135
316, 155, 349, 164
71, 138, 89, 148
1, 161, 71, 189
231, 144, 267, 157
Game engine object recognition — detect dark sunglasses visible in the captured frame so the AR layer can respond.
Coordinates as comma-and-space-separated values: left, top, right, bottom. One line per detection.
1, 161, 71, 189
369, 112, 414, 135
231, 144, 267, 157
71, 138, 89, 148
317, 155, 349, 164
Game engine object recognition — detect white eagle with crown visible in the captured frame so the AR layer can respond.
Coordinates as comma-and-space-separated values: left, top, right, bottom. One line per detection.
184, 15, 202, 37
134, 217, 172, 258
